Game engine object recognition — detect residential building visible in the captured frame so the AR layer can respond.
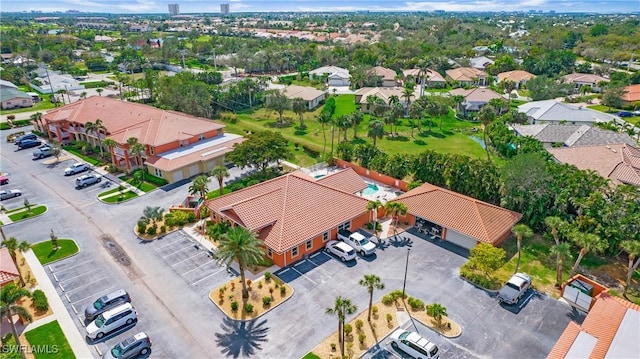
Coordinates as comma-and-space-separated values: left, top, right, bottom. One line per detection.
0, 248, 19, 287
402, 68, 446, 88
512, 123, 638, 148
392, 183, 522, 250
449, 87, 502, 116
0, 79, 18, 89
204, 169, 370, 267
0, 88, 34, 110
168, 3, 180, 16
372, 66, 398, 87
547, 293, 639, 359
621, 84, 640, 107
29, 68, 85, 94
547, 143, 640, 186
496, 70, 535, 89
562, 73, 609, 93
40, 96, 243, 183
221, 3, 230, 14
309, 66, 351, 87
281, 85, 326, 110
445, 67, 489, 87
518, 100, 617, 125
354, 87, 411, 113
470, 56, 494, 70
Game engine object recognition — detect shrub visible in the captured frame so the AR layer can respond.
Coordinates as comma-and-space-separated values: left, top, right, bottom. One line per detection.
372, 306, 379, 317
257, 282, 262, 289
230, 301, 238, 312
160, 225, 166, 233
219, 286, 227, 294
146, 226, 157, 235
280, 286, 286, 296
137, 222, 147, 234
32, 290, 49, 311
187, 213, 197, 223
344, 324, 353, 337
355, 319, 363, 331
262, 296, 272, 307
246, 279, 252, 288
264, 272, 272, 281
144, 173, 168, 186
358, 333, 366, 344
386, 313, 393, 323
330, 343, 336, 351
407, 297, 425, 310
381, 294, 394, 305
244, 303, 254, 313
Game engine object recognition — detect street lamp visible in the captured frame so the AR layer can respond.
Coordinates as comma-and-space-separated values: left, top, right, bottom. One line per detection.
402, 248, 411, 306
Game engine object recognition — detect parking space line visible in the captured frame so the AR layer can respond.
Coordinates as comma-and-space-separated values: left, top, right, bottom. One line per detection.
58, 268, 101, 283
191, 268, 226, 285
50, 260, 94, 273
71, 286, 115, 305
65, 278, 107, 294
154, 237, 188, 250
171, 251, 208, 267
181, 259, 218, 276
290, 266, 317, 285
162, 245, 194, 258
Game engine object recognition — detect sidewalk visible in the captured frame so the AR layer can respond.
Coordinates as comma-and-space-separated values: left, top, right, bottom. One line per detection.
23, 249, 94, 359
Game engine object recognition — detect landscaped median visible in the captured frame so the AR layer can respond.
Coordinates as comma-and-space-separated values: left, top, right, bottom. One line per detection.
5, 204, 47, 222
97, 186, 139, 203
31, 239, 79, 265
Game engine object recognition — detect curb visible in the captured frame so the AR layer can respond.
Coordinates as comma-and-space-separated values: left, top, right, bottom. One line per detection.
459, 276, 499, 295
3, 205, 49, 224
412, 315, 463, 339
32, 239, 81, 266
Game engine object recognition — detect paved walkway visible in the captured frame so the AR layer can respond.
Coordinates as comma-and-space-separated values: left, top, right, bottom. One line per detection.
23, 249, 94, 359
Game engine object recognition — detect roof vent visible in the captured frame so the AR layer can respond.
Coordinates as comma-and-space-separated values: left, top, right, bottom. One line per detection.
611, 149, 617, 153
606, 146, 611, 149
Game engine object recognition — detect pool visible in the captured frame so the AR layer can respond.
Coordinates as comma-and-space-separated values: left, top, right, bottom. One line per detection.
314, 174, 325, 179
363, 183, 379, 195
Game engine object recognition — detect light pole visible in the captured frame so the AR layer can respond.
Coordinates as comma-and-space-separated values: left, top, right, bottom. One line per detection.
402, 248, 410, 306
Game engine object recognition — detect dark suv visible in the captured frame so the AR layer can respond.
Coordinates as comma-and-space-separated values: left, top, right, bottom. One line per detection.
14, 133, 37, 146
17, 139, 42, 149
85, 289, 131, 321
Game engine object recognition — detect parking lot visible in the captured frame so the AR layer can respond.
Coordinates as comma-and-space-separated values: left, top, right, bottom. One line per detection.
145, 230, 235, 293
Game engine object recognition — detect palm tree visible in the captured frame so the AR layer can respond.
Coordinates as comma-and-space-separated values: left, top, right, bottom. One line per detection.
291, 97, 307, 129
511, 224, 533, 273
1, 237, 31, 286
620, 240, 640, 296
93, 119, 108, 156
336, 115, 352, 142
317, 111, 332, 155
549, 242, 572, 287
350, 111, 364, 139
127, 137, 145, 173
359, 274, 384, 321
102, 138, 118, 164
368, 120, 385, 147
189, 175, 209, 199
325, 296, 357, 357
568, 231, 607, 276
477, 104, 497, 161
402, 86, 414, 113
366, 200, 382, 236
96, 88, 104, 96
141, 206, 164, 230
384, 202, 408, 234
210, 165, 230, 196
426, 303, 448, 329
1, 284, 32, 359
545, 216, 565, 287
85, 121, 96, 146
29, 112, 43, 132
215, 226, 264, 299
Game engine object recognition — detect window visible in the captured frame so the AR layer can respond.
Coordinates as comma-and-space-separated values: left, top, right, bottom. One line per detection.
267, 248, 272, 258
154, 168, 162, 177
323, 231, 329, 242
149, 147, 154, 155
212, 212, 217, 220
199, 134, 205, 140
338, 221, 351, 231
291, 247, 298, 257
306, 240, 313, 250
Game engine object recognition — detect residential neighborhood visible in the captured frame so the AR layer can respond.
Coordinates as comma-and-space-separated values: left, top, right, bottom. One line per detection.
1, 6, 640, 359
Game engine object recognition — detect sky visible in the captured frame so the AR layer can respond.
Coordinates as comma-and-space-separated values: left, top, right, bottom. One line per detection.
0, 0, 638, 14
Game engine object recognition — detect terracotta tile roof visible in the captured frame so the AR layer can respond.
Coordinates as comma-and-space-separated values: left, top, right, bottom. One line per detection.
393, 183, 522, 244
562, 73, 609, 85
145, 134, 244, 172
282, 85, 326, 101
449, 87, 502, 102
548, 293, 640, 359
622, 84, 640, 103
402, 69, 445, 83
315, 168, 368, 193
373, 66, 397, 80
497, 70, 535, 83
43, 96, 224, 147
204, 171, 369, 252
445, 67, 487, 82
0, 248, 19, 285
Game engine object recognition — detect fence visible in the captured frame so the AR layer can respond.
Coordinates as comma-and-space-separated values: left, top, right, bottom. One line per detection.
334, 159, 409, 191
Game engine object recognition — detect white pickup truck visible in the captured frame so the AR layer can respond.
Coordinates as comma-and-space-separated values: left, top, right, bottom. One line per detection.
337, 229, 376, 256
497, 272, 531, 305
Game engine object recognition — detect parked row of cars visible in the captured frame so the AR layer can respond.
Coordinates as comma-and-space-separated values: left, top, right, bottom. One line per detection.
84, 289, 152, 358
324, 229, 378, 262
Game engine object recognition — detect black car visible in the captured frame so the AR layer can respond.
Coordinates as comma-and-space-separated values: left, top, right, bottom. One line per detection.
17, 139, 42, 149
14, 133, 37, 146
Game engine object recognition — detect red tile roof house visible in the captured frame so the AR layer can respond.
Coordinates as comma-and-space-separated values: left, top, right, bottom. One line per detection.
391, 183, 522, 250
445, 67, 489, 87
547, 292, 640, 359
40, 96, 244, 184
0, 247, 20, 287
204, 169, 371, 267
621, 84, 640, 107
562, 73, 610, 93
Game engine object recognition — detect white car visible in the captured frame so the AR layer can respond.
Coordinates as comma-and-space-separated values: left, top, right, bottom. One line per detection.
86, 302, 137, 340
324, 240, 356, 262
76, 174, 101, 188
0, 189, 22, 200
389, 329, 440, 359
65, 162, 89, 176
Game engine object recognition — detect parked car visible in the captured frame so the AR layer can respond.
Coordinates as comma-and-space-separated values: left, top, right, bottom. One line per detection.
618, 111, 633, 117
632, 110, 640, 116
85, 289, 131, 321
337, 229, 376, 256
17, 139, 41, 150
32, 146, 52, 159
64, 162, 89, 176
389, 329, 440, 359
0, 175, 8, 185
324, 240, 357, 262
497, 272, 532, 305
0, 189, 22, 200
14, 133, 37, 145
103, 332, 151, 359
86, 302, 137, 340
76, 174, 101, 188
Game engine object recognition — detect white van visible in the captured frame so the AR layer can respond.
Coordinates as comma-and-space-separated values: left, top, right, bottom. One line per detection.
389, 329, 440, 359
87, 302, 137, 340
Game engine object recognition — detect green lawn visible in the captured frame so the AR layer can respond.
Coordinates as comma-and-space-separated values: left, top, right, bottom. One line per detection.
588, 105, 640, 126
116, 177, 157, 192
25, 321, 74, 359
301, 353, 321, 359
101, 190, 138, 203
61, 147, 104, 166
31, 239, 79, 265
0, 100, 56, 115
7, 205, 47, 221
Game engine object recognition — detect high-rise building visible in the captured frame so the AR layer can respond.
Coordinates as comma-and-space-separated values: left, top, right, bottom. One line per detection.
220, 3, 230, 14
168, 3, 180, 16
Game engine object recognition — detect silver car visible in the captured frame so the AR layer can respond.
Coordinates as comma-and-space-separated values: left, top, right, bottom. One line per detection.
0, 189, 22, 200
103, 332, 151, 359
325, 240, 357, 262
76, 174, 101, 188
64, 162, 89, 176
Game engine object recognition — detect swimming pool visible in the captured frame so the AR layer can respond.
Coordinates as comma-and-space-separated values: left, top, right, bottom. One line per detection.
363, 183, 379, 195
314, 174, 325, 179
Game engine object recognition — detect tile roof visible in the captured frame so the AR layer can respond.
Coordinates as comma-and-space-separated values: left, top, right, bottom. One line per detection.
497, 70, 535, 83
547, 293, 640, 359
204, 170, 369, 252
622, 84, 640, 103
356, 87, 410, 105
43, 96, 224, 147
315, 168, 368, 193
373, 66, 397, 80
309, 66, 349, 76
145, 134, 244, 172
282, 85, 326, 101
402, 69, 446, 83
0, 248, 19, 285
446, 67, 488, 82
518, 100, 617, 124
514, 123, 638, 147
393, 183, 522, 244
562, 73, 609, 85
449, 87, 502, 102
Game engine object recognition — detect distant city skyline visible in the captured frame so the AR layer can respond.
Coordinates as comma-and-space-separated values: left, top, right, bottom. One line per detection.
1, 0, 638, 14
